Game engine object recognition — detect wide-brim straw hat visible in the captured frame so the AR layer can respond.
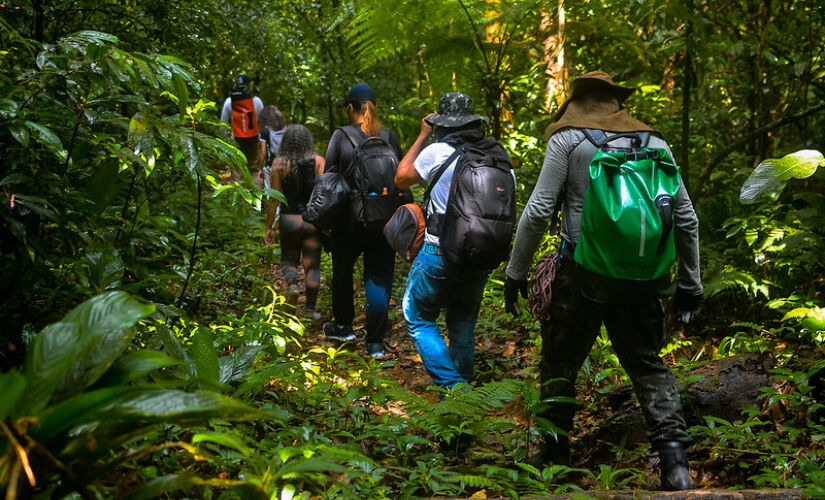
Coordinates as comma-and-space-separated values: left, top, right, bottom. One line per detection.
553, 71, 636, 121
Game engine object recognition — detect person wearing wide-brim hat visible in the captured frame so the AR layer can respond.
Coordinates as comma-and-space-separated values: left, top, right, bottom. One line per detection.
503, 71, 704, 491
395, 91, 512, 390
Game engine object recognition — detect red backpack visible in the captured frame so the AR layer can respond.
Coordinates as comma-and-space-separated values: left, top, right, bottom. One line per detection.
230, 89, 259, 139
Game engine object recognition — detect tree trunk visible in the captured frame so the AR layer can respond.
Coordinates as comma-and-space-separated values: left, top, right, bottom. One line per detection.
542, 0, 566, 112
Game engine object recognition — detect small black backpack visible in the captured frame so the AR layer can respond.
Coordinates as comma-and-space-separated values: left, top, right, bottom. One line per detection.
340, 126, 411, 230
432, 137, 516, 268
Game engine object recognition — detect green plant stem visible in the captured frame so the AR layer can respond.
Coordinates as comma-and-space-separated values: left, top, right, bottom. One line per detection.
177, 168, 202, 308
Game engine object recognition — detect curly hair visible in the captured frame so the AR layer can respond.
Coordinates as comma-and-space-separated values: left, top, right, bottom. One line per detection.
278, 124, 316, 164
259, 105, 286, 132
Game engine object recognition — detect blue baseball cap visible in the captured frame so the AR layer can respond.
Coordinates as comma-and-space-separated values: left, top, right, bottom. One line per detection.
346, 83, 376, 104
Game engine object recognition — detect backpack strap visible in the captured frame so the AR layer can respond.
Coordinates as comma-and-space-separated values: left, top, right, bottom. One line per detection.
423, 148, 462, 235
339, 125, 362, 149
582, 128, 649, 149
423, 149, 460, 208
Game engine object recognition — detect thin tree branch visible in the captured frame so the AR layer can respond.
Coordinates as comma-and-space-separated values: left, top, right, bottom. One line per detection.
177, 168, 202, 308
457, 0, 493, 74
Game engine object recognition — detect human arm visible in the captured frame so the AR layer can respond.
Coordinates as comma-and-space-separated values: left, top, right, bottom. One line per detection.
314, 155, 325, 176
395, 114, 434, 189
324, 129, 344, 174
672, 182, 703, 323
265, 159, 284, 248
505, 133, 570, 282
220, 98, 232, 137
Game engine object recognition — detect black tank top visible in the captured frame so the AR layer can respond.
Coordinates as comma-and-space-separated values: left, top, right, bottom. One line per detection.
281, 158, 318, 215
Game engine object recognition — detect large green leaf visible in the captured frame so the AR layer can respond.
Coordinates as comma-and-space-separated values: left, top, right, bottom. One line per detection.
94, 350, 182, 387
22, 292, 155, 414
218, 344, 261, 384
35, 387, 259, 444
740, 149, 824, 204
193, 327, 221, 389
0, 370, 25, 420
32, 386, 150, 442
96, 389, 259, 422
24, 121, 65, 158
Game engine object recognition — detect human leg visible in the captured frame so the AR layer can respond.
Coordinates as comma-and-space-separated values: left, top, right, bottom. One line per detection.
442, 266, 489, 384
300, 220, 322, 312
605, 297, 693, 490
538, 258, 603, 463
362, 228, 395, 346
329, 221, 361, 327
403, 246, 464, 388
279, 214, 303, 299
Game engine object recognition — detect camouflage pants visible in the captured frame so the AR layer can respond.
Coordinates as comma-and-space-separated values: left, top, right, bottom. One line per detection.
539, 256, 690, 446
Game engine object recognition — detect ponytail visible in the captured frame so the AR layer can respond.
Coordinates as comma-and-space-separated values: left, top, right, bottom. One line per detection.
360, 100, 383, 137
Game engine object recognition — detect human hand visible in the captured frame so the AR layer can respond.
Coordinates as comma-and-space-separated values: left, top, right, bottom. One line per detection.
420, 113, 435, 137
675, 287, 704, 325
265, 227, 275, 248
504, 276, 529, 318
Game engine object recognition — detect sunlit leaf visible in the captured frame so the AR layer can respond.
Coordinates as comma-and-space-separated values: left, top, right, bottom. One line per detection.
740, 149, 824, 204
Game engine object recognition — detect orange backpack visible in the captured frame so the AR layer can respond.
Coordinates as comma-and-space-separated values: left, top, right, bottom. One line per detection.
230, 90, 259, 139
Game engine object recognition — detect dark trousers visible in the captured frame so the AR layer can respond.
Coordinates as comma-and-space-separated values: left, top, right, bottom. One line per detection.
540, 256, 690, 447
330, 217, 395, 343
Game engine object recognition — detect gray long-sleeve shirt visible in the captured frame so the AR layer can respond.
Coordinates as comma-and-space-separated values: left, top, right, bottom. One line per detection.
505, 127, 703, 295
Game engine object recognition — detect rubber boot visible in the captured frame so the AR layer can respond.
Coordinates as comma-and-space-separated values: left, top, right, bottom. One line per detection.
657, 441, 694, 491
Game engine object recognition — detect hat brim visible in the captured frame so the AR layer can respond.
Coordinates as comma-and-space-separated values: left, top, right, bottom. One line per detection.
425, 113, 489, 128
553, 79, 635, 122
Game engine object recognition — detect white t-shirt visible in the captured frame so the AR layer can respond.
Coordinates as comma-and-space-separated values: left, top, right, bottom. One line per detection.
414, 142, 460, 245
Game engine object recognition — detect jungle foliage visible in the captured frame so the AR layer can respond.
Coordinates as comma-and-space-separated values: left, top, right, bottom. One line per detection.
1, 0, 824, 498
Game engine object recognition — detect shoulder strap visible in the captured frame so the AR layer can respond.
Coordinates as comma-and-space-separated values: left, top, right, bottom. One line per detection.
422, 149, 461, 208
582, 128, 650, 149
339, 125, 361, 149
582, 128, 608, 147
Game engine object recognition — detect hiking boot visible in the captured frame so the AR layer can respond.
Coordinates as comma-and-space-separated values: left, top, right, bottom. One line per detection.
365, 342, 386, 358
657, 441, 694, 491
322, 322, 355, 342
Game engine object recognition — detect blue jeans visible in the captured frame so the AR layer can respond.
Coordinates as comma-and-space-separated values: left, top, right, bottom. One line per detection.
402, 243, 490, 388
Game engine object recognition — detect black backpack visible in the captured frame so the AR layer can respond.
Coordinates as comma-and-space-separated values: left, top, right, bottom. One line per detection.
340, 126, 411, 230
431, 137, 516, 268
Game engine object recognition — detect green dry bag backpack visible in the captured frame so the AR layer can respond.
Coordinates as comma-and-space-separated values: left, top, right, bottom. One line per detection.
574, 129, 681, 280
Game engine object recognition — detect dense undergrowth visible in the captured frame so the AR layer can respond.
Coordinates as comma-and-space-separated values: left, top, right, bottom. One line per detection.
2, 11, 825, 500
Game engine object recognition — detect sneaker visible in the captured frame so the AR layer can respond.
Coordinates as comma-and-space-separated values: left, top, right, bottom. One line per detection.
365, 342, 386, 358
323, 322, 355, 342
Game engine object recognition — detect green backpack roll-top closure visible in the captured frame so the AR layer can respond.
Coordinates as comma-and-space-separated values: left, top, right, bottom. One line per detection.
574, 135, 681, 281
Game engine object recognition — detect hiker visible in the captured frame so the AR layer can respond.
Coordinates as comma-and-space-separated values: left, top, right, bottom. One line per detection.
503, 71, 703, 490
322, 83, 404, 357
264, 124, 325, 319
220, 74, 264, 184
259, 105, 287, 192
395, 92, 516, 389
